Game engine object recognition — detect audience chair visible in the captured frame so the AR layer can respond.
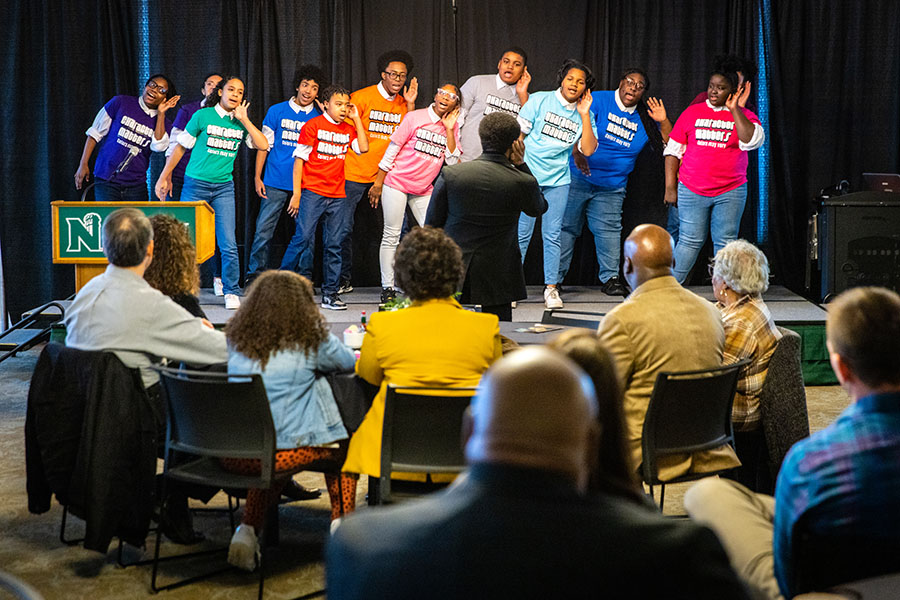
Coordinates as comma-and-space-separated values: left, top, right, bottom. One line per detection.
758, 327, 810, 487
789, 515, 900, 597
150, 367, 301, 599
640, 359, 749, 512
540, 309, 604, 330
369, 385, 476, 505
25, 342, 159, 561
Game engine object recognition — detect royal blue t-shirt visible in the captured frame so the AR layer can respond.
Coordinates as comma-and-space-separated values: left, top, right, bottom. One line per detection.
570, 90, 649, 189
92, 95, 170, 186
261, 99, 321, 191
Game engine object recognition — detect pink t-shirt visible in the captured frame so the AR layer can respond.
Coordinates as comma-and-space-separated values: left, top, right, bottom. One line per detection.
670, 102, 761, 196
383, 107, 460, 196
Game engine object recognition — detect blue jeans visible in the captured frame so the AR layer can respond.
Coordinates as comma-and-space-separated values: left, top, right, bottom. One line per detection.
93, 179, 148, 202
673, 181, 747, 283
340, 180, 373, 284
246, 186, 312, 277
518, 184, 569, 286
280, 189, 352, 296
181, 176, 240, 295
558, 177, 626, 283
666, 204, 680, 245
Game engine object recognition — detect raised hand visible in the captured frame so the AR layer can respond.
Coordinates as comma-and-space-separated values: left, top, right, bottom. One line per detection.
647, 97, 667, 123
737, 81, 751, 108
403, 77, 419, 105
234, 100, 250, 122
516, 67, 532, 96
74, 164, 90, 189
158, 94, 181, 115
576, 92, 593, 115
507, 139, 526, 166
441, 106, 460, 130
348, 103, 360, 120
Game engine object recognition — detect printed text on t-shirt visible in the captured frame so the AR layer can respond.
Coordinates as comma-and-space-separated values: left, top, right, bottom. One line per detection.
483, 94, 521, 116
368, 110, 403, 137
605, 113, 637, 146
693, 117, 733, 148
118, 116, 153, 148
413, 128, 447, 158
315, 128, 351, 160
540, 111, 578, 144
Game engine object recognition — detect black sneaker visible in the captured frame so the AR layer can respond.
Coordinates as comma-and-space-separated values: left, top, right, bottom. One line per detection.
381, 287, 397, 304
321, 294, 348, 310
600, 277, 628, 297
337, 281, 353, 294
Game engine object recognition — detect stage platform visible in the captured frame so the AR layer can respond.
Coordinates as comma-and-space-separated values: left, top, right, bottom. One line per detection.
200, 284, 835, 385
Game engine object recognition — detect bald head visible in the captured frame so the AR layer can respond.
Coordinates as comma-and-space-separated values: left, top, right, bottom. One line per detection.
465, 347, 599, 488
622, 224, 674, 290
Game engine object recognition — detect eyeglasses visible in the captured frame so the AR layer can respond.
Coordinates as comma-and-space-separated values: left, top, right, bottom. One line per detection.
146, 80, 168, 95
624, 77, 645, 91
383, 70, 408, 82
436, 88, 458, 102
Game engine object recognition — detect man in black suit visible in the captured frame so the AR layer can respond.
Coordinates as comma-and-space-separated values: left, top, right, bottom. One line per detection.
326, 347, 751, 599
426, 112, 546, 320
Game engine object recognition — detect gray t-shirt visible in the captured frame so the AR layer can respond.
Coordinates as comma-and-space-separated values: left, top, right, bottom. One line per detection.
459, 74, 523, 162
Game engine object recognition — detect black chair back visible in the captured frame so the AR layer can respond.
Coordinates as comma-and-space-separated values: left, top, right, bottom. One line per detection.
641, 359, 749, 509
156, 367, 276, 490
791, 516, 900, 596
540, 309, 604, 330
373, 385, 476, 504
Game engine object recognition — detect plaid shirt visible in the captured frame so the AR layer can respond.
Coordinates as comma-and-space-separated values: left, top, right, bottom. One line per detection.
720, 295, 781, 431
773, 392, 900, 596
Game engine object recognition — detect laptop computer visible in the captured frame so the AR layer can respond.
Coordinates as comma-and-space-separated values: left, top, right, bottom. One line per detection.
863, 173, 900, 193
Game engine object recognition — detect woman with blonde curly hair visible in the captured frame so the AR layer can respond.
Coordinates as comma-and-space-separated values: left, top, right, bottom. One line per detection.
221, 270, 356, 571
710, 239, 781, 489
144, 213, 205, 318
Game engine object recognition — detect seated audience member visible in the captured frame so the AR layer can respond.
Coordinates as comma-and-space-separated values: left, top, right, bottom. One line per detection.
685, 287, 900, 599
327, 347, 751, 599
64, 207, 227, 544
548, 330, 645, 504
711, 240, 782, 488
144, 213, 206, 318
598, 224, 739, 481
222, 270, 358, 571
342, 226, 502, 484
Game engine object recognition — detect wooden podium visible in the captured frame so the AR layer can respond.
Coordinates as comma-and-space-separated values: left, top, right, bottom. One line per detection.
51, 201, 215, 291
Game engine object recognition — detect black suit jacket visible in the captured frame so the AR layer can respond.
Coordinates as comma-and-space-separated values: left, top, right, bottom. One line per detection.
326, 463, 751, 600
426, 152, 546, 306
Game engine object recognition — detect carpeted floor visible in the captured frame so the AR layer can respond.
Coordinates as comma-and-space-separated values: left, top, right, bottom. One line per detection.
0, 346, 850, 599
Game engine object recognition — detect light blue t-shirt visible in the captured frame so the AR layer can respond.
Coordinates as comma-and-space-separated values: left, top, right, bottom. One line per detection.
517, 89, 597, 187
571, 90, 650, 189
261, 99, 321, 191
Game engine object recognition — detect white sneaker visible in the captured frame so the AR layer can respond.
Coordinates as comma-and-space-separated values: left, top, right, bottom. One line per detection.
224, 294, 241, 310
227, 524, 259, 572
511, 301, 517, 309
544, 286, 563, 309
330, 516, 343, 536
213, 277, 224, 296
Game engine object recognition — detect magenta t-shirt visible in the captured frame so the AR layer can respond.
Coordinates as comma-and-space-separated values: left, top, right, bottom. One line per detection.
670, 102, 761, 196
384, 107, 460, 196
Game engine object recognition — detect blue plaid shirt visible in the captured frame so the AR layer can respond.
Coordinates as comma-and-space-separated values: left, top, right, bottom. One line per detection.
773, 392, 900, 595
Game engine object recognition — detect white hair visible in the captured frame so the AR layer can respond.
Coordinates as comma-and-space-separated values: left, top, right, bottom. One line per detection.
713, 239, 770, 296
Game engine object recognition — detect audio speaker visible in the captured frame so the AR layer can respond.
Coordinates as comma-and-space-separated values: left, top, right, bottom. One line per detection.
818, 192, 900, 302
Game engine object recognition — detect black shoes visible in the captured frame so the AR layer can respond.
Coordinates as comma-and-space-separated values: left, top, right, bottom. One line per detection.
159, 495, 205, 545
321, 294, 348, 310
381, 287, 397, 304
282, 480, 322, 502
600, 276, 629, 297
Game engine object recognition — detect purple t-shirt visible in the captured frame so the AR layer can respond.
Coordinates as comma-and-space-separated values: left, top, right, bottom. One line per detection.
170, 99, 204, 182
92, 95, 170, 187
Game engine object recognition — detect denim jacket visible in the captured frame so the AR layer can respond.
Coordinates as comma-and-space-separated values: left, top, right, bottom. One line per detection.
228, 333, 355, 448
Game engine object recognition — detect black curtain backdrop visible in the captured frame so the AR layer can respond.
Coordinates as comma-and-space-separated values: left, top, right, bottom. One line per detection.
2, 0, 899, 320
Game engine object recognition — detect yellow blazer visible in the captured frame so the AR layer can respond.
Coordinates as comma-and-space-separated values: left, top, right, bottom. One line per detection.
343, 298, 502, 477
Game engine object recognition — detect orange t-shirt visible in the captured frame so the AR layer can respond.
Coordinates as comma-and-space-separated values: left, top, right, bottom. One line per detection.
344, 83, 409, 183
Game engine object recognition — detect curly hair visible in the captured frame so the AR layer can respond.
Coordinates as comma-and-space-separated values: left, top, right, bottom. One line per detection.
547, 330, 644, 505
225, 271, 328, 369
712, 239, 770, 296
394, 226, 464, 301
293, 64, 327, 90
479, 112, 520, 153
377, 49, 414, 75
144, 214, 199, 296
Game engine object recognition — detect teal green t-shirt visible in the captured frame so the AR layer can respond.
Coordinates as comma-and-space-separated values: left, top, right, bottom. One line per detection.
183, 106, 249, 183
